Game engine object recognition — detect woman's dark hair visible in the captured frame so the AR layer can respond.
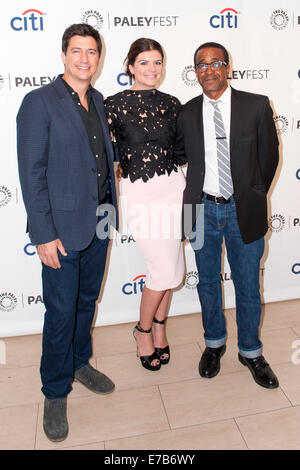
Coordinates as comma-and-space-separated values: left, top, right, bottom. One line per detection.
62, 23, 102, 55
193, 42, 229, 66
124, 38, 164, 77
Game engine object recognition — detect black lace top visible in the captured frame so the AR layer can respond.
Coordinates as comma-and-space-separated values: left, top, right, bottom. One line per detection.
105, 89, 180, 182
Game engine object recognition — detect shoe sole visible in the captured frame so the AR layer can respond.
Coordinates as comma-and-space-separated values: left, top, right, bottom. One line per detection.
45, 432, 69, 442
238, 355, 279, 389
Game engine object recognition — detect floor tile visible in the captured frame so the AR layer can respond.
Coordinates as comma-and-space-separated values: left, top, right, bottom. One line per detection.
92, 322, 136, 357
0, 358, 98, 408
0, 365, 43, 408
261, 328, 299, 364
95, 342, 201, 391
292, 326, 300, 338
1, 299, 299, 451
274, 362, 300, 405
159, 372, 291, 429
236, 406, 300, 450
0, 404, 38, 450
35, 386, 169, 449
0, 334, 42, 368
260, 299, 300, 331
105, 419, 247, 450
62, 441, 105, 450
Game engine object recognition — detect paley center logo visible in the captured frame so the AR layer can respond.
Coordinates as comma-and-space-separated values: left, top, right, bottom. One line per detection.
269, 214, 285, 232
270, 10, 289, 30
122, 275, 146, 295
0, 292, 18, 312
182, 65, 198, 87
184, 271, 199, 289
81, 10, 104, 30
210, 7, 240, 28
274, 115, 288, 134
10, 9, 46, 31
0, 186, 12, 208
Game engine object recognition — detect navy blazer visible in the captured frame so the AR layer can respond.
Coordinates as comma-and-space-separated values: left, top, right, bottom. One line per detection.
175, 87, 279, 243
17, 75, 118, 251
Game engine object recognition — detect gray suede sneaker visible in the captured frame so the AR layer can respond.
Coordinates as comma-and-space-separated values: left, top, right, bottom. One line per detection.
43, 397, 68, 442
74, 363, 115, 394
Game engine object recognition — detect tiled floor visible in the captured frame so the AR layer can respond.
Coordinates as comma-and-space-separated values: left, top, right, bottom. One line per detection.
0, 298, 300, 450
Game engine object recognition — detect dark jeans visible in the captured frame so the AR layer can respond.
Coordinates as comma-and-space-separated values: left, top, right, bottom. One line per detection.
40, 234, 109, 399
193, 194, 264, 358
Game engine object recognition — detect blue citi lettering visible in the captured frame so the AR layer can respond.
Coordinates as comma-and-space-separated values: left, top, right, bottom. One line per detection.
117, 73, 133, 87
210, 8, 238, 28
11, 9, 44, 31
122, 275, 146, 295
292, 264, 300, 274
24, 243, 36, 256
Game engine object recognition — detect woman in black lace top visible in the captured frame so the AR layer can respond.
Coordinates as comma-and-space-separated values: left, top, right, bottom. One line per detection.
105, 38, 185, 371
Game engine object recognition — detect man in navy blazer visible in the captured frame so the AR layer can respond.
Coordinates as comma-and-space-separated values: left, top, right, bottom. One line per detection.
176, 42, 279, 390
17, 24, 118, 442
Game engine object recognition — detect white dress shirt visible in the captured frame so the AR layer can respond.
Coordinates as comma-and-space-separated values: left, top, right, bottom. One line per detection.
202, 86, 232, 197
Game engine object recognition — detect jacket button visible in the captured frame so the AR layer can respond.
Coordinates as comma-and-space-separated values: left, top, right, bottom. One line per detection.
92, 196, 97, 201
91, 168, 96, 173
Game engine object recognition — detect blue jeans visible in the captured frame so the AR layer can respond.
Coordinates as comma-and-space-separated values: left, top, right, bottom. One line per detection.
40, 234, 109, 399
193, 194, 264, 358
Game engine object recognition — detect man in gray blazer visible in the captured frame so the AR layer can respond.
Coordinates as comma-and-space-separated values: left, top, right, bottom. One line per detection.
176, 42, 279, 390
17, 24, 118, 442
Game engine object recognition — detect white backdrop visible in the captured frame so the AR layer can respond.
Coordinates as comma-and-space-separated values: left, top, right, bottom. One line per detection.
0, 0, 299, 337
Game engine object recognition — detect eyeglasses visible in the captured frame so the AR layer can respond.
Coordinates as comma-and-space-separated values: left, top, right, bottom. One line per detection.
194, 60, 227, 72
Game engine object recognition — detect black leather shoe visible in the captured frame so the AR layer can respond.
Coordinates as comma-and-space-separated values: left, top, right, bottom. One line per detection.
199, 344, 226, 378
238, 354, 279, 389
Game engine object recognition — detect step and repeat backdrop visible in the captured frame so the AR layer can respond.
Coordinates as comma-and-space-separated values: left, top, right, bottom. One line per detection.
0, 0, 299, 337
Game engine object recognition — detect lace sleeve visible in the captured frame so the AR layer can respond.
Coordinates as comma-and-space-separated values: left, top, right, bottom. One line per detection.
104, 97, 117, 140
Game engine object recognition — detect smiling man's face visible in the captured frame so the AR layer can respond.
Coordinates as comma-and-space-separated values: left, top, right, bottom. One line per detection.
61, 35, 100, 88
195, 47, 229, 99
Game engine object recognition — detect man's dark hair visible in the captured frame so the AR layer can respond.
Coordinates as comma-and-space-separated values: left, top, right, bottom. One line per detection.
194, 42, 229, 66
62, 23, 102, 55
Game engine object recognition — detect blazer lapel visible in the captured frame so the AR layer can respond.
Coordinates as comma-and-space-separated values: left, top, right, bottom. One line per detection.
92, 92, 114, 164
53, 76, 92, 146
197, 95, 205, 162
229, 87, 241, 155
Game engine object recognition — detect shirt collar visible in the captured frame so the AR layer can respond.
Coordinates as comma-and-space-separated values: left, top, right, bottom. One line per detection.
61, 76, 94, 102
203, 85, 231, 104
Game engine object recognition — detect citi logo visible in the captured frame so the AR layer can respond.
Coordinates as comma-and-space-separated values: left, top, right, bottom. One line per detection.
122, 275, 146, 295
117, 73, 133, 87
210, 8, 239, 28
292, 263, 300, 274
24, 243, 36, 256
10, 9, 45, 31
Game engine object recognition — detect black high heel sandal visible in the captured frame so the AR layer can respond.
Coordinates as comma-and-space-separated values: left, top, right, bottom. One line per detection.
153, 317, 170, 365
133, 323, 161, 371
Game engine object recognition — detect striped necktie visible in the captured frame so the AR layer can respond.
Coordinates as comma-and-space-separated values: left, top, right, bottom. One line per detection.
209, 100, 233, 199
